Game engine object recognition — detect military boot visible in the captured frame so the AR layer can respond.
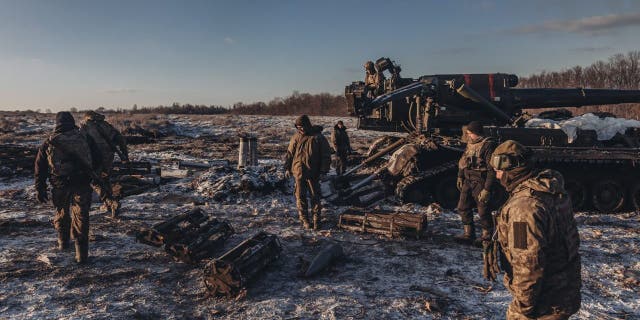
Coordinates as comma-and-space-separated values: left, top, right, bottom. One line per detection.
75, 240, 89, 264
455, 224, 476, 244
109, 199, 121, 218
312, 213, 320, 231
298, 211, 311, 229
57, 232, 70, 250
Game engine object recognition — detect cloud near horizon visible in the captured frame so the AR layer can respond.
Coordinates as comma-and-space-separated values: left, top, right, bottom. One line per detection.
224, 37, 235, 44
509, 12, 640, 35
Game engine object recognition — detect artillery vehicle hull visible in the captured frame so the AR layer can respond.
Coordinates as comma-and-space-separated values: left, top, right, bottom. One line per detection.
342, 58, 640, 213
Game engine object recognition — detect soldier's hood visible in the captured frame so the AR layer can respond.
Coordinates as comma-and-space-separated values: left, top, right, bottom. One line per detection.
518, 169, 566, 195
334, 124, 346, 131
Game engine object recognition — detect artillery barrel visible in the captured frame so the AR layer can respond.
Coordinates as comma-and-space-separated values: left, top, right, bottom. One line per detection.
509, 88, 640, 109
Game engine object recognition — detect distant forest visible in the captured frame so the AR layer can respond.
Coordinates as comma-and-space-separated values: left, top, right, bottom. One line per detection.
519, 51, 640, 119
129, 91, 348, 116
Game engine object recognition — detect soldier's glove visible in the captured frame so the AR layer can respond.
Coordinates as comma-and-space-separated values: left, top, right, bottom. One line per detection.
456, 177, 464, 191
482, 238, 500, 281
478, 189, 491, 204
36, 186, 49, 204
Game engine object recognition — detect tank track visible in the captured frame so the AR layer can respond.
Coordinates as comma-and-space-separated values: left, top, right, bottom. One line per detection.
395, 160, 458, 205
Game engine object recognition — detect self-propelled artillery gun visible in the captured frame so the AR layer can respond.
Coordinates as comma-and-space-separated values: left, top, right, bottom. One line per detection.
339, 57, 640, 212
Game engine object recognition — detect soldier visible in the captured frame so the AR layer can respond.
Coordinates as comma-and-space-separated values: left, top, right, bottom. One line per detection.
35, 112, 100, 264
330, 120, 352, 175
364, 60, 385, 97
284, 115, 331, 230
455, 121, 498, 243
80, 110, 129, 217
490, 140, 581, 319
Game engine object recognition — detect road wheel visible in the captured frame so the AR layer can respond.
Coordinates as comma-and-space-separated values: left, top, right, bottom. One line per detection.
591, 179, 625, 212
565, 179, 588, 211
630, 182, 640, 211
435, 175, 460, 209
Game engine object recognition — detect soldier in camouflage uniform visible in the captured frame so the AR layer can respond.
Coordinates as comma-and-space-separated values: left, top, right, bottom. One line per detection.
35, 112, 101, 264
364, 60, 385, 97
491, 140, 581, 320
455, 121, 498, 243
284, 115, 332, 230
80, 110, 129, 217
330, 120, 352, 175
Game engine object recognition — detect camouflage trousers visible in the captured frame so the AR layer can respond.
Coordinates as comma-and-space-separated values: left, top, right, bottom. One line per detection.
456, 178, 494, 231
91, 167, 115, 204
51, 180, 92, 243
294, 177, 322, 219
334, 152, 348, 176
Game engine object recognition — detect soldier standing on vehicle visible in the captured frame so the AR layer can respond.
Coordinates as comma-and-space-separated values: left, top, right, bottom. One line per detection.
455, 121, 498, 244
284, 115, 331, 230
489, 140, 581, 319
80, 110, 129, 218
35, 111, 101, 264
331, 120, 352, 175
364, 60, 385, 97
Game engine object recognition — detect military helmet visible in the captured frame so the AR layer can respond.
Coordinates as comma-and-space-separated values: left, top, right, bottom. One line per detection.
490, 140, 531, 170
466, 121, 483, 135
56, 111, 75, 126
295, 115, 312, 129
84, 110, 105, 121
364, 61, 374, 69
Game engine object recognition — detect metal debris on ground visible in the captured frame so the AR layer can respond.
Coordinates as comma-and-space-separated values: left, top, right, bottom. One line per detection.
304, 241, 343, 277
178, 159, 230, 170
0, 144, 37, 177
111, 161, 162, 197
193, 164, 289, 201
203, 232, 282, 298
338, 207, 427, 239
136, 208, 234, 263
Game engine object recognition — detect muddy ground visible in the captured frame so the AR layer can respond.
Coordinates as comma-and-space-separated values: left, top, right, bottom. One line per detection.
0, 114, 638, 320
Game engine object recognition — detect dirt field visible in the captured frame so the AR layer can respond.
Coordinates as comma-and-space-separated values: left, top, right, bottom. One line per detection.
1, 114, 638, 319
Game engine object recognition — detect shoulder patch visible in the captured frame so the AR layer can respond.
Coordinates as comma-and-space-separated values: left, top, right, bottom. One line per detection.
513, 222, 528, 249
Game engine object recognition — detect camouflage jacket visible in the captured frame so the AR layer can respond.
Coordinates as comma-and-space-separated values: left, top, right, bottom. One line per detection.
497, 169, 581, 319
457, 136, 497, 190
80, 115, 128, 169
285, 126, 331, 179
365, 71, 385, 95
330, 125, 351, 154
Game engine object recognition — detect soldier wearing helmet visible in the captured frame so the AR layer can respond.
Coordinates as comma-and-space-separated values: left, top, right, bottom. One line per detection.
34, 111, 101, 263
489, 140, 581, 319
284, 115, 332, 230
331, 120, 352, 175
364, 60, 385, 97
455, 121, 500, 244
80, 110, 129, 218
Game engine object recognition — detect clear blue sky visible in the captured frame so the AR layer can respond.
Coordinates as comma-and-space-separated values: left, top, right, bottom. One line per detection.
1, 0, 639, 111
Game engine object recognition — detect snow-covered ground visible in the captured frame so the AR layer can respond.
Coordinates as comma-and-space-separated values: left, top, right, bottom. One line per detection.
1, 114, 638, 319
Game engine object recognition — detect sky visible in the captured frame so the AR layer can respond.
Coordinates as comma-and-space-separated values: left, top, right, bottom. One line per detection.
0, 0, 639, 111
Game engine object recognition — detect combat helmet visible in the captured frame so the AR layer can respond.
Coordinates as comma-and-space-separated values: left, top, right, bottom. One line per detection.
490, 140, 531, 171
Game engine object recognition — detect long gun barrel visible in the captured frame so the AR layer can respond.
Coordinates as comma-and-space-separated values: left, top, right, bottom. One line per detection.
507, 88, 640, 109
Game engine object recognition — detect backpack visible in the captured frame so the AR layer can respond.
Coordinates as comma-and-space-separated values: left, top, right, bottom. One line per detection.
46, 130, 92, 177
